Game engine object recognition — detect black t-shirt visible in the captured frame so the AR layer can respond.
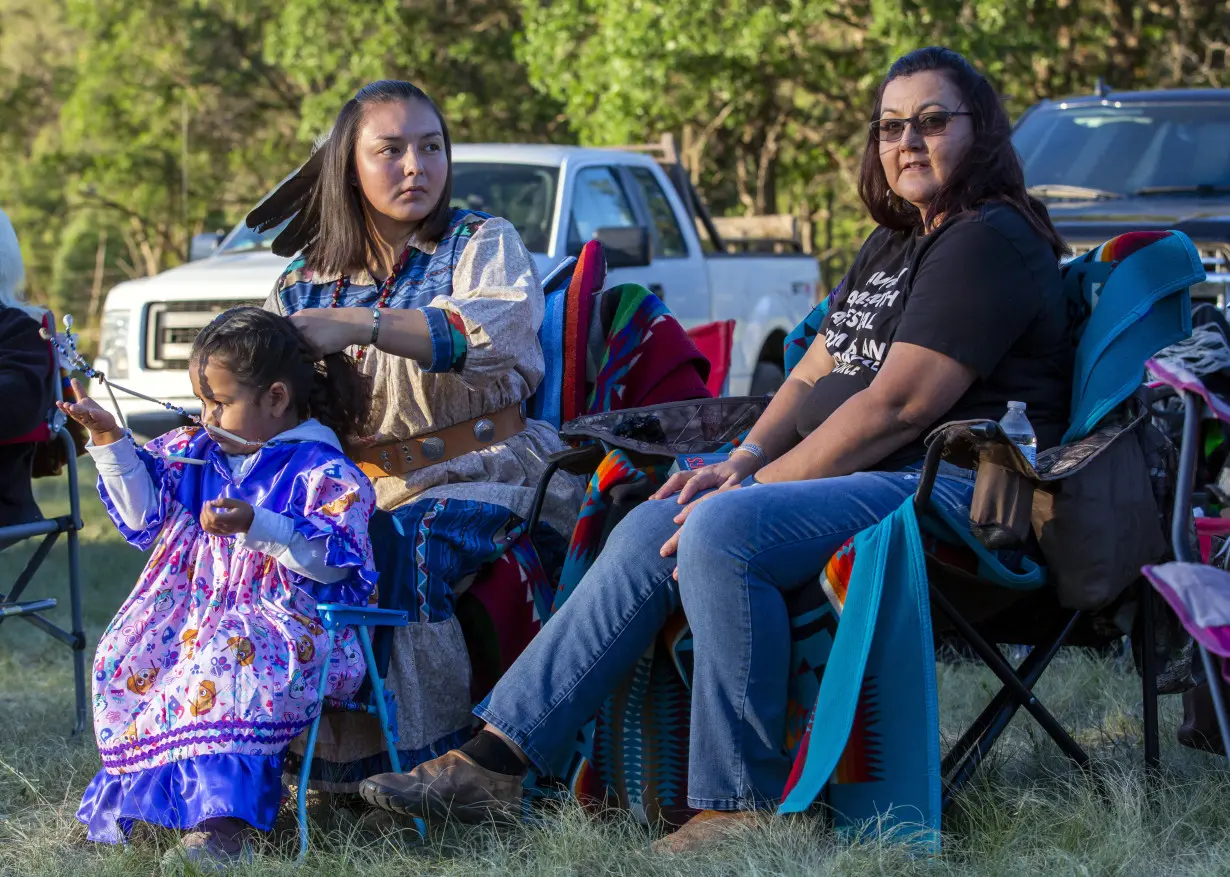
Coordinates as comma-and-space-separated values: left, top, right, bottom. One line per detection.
797, 202, 1073, 469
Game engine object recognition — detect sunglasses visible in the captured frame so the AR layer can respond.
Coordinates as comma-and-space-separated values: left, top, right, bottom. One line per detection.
869, 110, 972, 142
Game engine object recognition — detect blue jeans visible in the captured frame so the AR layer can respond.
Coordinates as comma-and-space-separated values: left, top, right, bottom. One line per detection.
475, 467, 975, 811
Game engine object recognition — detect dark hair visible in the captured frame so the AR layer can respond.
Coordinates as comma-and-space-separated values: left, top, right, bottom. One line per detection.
189, 307, 370, 454
248, 80, 454, 274
858, 47, 1067, 258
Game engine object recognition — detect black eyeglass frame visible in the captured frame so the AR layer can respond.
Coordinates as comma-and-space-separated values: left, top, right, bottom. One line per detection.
868, 110, 973, 142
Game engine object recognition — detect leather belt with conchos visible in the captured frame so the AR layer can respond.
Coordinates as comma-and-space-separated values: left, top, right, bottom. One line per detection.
353, 403, 527, 479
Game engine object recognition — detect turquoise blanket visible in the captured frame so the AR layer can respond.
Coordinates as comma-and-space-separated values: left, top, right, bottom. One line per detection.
779, 496, 942, 852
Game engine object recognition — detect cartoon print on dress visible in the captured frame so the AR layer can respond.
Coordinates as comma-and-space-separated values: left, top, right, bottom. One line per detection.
85, 439, 376, 805
318, 490, 358, 517
289, 612, 324, 636
153, 590, 173, 615
126, 667, 159, 696
227, 636, 256, 666
189, 680, 217, 716
287, 670, 307, 700
180, 628, 198, 659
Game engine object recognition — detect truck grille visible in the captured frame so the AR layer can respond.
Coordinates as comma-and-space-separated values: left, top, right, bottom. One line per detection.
143, 300, 257, 370
1195, 244, 1230, 307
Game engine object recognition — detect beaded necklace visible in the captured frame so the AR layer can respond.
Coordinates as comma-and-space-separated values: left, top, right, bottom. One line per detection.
330, 242, 416, 361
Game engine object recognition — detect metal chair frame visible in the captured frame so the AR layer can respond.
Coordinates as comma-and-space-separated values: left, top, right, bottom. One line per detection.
0, 312, 88, 735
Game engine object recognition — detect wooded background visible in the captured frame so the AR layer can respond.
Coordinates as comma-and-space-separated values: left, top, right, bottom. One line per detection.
3, 0, 1229, 323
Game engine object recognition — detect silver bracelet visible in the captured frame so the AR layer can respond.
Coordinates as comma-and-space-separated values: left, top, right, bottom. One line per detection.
730, 441, 769, 466
369, 308, 381, 346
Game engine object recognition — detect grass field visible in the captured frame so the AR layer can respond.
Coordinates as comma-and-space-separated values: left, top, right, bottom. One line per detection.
3, 462, 1230, 875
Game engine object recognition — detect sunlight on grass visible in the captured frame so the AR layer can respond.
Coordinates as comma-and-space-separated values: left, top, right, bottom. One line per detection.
3, 463, 1230, 875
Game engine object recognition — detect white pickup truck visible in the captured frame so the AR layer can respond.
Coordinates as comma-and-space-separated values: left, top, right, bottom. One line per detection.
93, 144, 819, 439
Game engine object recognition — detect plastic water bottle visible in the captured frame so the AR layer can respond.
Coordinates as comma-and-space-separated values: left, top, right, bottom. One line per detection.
999, 401, 1037, 467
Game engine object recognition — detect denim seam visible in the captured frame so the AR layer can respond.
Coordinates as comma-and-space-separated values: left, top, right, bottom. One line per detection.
729, 556, 753, 801
686, 795, 779, 811
490, 567, 678, 761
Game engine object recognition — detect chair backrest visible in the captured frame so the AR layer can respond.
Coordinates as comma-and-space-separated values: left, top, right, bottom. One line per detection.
0, 309, 58, 447
529, 241, 606, 429
685, 320, 735, 397
1060, 230, 1203, 442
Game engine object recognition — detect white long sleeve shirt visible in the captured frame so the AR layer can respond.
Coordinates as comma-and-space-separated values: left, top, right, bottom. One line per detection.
87, 420, 347, 584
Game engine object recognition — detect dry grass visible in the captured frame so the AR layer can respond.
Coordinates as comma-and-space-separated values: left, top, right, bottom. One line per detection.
3, 462, 1230, 876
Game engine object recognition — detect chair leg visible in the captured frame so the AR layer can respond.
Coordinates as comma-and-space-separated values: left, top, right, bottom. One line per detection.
942, 625, 1069, 777
942, 619, 1075, 809
931, 587, 1090, 770
358, 626, 427, 838
0, 531, 58, 627
359, 627, 401, 775
67, 521, 88, 736
1139, 578, 1160, 772
297, 631, 336, 863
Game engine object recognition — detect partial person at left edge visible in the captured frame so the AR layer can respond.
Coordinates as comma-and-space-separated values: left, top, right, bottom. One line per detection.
0, 207, 53, 543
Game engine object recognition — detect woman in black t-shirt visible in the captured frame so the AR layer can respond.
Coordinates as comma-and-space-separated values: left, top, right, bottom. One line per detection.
361, 47, 1072, 849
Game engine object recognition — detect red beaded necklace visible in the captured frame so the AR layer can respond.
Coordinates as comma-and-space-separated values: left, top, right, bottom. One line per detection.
330, 243, 416, 360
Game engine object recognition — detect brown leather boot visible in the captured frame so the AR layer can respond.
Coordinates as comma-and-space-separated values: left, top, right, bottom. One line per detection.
359, 750, 525, 824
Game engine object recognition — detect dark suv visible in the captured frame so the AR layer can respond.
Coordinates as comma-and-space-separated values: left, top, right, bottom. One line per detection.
1013, 88, 1230, 304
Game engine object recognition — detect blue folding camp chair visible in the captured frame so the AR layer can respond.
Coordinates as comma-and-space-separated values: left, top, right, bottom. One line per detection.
0, 309, 88, 735
911, 229, 1202, 799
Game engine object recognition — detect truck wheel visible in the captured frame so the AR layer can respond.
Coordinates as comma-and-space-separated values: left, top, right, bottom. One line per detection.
750, 362, 785, 396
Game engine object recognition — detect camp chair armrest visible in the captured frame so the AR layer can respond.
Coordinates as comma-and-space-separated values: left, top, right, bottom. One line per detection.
922, 419, 1037, 481
526, 444, 606, 535
316, 604, 410, 631
915, 418, 1011, 513
548, 444, 604, 472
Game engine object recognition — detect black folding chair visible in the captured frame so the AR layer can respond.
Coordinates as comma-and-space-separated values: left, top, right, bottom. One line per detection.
911, 421, 1163, 810
0, 310, 88, 734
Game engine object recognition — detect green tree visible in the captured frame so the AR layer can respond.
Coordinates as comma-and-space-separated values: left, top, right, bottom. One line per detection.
266, 0, 571, 144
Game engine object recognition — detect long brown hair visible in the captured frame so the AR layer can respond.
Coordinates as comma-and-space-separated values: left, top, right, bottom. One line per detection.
247, 81, 455, 275
858, 47, 1067, 258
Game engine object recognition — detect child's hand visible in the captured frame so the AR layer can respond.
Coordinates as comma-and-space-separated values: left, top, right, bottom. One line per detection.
201, 498, 255, 536
56, 378, 123, 445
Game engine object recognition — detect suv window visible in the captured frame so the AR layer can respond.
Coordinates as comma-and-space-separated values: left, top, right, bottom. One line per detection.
568, 167, 638, 252
1014, 102, 1230, 195
629, 167, 687, 257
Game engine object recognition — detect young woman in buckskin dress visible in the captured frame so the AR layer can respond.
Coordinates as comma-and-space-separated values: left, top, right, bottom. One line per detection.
254, 79, 583, 787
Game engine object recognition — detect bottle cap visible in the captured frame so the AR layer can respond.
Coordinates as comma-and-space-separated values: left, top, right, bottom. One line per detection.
1007, 401, 1026, 410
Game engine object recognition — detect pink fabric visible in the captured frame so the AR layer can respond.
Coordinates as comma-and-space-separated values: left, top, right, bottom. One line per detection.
1147, 358, 1230, 424
1144, 562, 1230, 683
1197, 518, 1230, 564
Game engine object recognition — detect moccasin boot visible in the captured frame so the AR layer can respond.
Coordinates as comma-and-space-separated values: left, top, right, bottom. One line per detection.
360, 750, 524, 824
650, 809, 761, 854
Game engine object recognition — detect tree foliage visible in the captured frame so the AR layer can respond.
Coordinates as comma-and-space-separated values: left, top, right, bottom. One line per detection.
2, 0, 1228, 322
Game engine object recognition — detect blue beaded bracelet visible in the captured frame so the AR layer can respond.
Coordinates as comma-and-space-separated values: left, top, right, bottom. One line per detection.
730, 441, 769, 466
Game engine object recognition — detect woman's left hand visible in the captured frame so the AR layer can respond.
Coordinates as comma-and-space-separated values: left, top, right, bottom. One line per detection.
658, 460, 760, 576
288, 308, 366, 356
